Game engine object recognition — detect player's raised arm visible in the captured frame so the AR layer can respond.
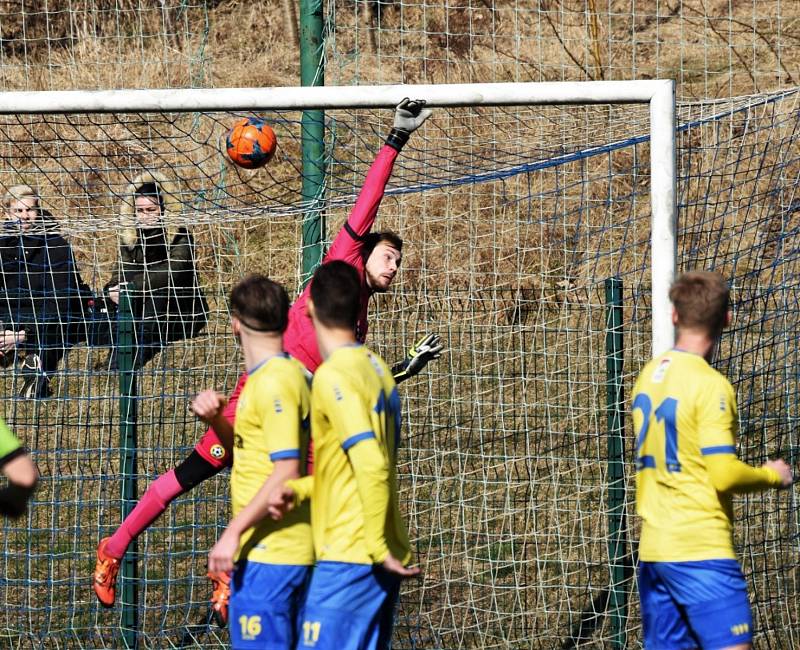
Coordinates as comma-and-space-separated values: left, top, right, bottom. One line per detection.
325, 99, 431, 267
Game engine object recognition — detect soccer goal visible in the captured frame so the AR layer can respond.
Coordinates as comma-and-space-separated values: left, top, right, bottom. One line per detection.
1, 81, 797, 649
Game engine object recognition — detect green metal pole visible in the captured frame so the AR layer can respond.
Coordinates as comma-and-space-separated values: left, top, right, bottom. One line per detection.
300, 0, 325, 284
117, 287, 138, 648
605, 277, 628, 649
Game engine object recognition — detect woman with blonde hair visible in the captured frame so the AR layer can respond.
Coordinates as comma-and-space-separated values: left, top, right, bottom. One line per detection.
99, 171, 207, 369
0, 184, 91, 399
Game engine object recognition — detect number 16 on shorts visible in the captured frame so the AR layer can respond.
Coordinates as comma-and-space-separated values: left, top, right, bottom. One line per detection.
239, 615, 262, 641
301, 620, 321, 646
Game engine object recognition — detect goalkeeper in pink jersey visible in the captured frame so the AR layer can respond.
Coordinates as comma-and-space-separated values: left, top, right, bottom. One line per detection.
93, 99, 444, 625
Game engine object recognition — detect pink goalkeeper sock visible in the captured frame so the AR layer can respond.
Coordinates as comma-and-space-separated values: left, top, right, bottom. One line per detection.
104, 469, 185, 559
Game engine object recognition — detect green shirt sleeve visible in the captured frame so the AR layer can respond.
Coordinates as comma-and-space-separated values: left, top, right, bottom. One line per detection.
0, 418, 22, 465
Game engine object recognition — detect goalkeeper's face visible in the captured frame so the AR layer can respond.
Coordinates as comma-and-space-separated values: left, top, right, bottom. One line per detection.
365, 242, 401, 293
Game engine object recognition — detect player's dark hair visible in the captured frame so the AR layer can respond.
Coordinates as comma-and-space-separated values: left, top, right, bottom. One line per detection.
363, 230, 403, 260
134, 182, 165, 214
310, 261, 361, 330
229, 274, 290, 334
669, 271, 730, 336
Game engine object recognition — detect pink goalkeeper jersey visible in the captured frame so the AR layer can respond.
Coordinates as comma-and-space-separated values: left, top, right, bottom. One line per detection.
284, 143, 399, 372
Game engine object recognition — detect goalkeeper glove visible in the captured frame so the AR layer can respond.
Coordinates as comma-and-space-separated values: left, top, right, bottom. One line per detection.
392, 333, 444, 383
386, 99, 433, 150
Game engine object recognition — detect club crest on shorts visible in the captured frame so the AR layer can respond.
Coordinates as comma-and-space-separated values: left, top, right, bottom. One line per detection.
210, 444, 226, 459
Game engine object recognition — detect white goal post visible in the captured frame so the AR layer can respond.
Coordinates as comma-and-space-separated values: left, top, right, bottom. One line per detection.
0, 80, 677, 354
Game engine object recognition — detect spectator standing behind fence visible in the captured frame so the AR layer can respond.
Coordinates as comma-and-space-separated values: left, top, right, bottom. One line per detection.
0, 184, 91, 399
99, 172, 208, 369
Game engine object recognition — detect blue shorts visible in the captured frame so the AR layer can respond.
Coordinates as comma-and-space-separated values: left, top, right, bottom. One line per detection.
638, 559, 753, 649
297, 561, 401, 650
230, 560, 311, 649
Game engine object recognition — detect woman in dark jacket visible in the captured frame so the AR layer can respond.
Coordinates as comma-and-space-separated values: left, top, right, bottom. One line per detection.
0, 184, 91, 399
103, 171, 208, 369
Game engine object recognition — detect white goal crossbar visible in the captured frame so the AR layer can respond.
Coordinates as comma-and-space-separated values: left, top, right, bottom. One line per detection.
0, 80, 677, 354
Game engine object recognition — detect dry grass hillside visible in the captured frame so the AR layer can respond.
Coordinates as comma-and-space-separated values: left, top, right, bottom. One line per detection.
0, 0, 797, 96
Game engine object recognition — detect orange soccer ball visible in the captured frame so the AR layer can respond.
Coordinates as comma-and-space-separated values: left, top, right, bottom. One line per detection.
226, 117, 277, 169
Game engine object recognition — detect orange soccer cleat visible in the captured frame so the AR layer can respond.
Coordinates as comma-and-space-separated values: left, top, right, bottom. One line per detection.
207, 570, 231, 628
93, 537, 120, 608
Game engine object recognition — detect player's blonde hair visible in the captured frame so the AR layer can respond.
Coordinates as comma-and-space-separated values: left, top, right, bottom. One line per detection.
3, 184, 39, 210
669, 271, 730, 336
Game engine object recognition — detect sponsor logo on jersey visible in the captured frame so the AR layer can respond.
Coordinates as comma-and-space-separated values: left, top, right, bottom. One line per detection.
652, 357, 671, 383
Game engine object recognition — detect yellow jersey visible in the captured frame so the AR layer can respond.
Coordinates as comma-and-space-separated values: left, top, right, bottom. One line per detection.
308, 344, 410, 565
633, 349, 776, 562
231, 353, 313, 566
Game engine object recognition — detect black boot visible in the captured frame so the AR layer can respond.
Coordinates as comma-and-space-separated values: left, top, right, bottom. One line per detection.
20, 354, 52, 400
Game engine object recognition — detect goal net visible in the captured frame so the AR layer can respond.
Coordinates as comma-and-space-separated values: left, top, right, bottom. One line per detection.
0, 83, 796, 649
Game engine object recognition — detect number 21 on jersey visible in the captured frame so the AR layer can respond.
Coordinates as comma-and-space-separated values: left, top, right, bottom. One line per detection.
632, 392, 681, 473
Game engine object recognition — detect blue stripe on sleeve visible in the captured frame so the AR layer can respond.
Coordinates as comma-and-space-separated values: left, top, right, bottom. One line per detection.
701, 445, 736, 456
269, 449, 300, 461
636, 455, 656, 470
342, 431, 376, 451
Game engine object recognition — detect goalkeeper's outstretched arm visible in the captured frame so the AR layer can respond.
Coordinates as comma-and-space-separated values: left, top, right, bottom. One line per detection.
325, 99, 432, 265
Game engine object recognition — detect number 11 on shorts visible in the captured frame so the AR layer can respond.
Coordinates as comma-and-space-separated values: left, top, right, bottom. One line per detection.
302, 620, 321, 646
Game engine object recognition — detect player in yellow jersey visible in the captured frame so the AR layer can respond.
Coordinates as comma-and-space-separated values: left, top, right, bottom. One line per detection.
632, 271, 793, 650
192, 274, 313, 649
269, 260, 418, 650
